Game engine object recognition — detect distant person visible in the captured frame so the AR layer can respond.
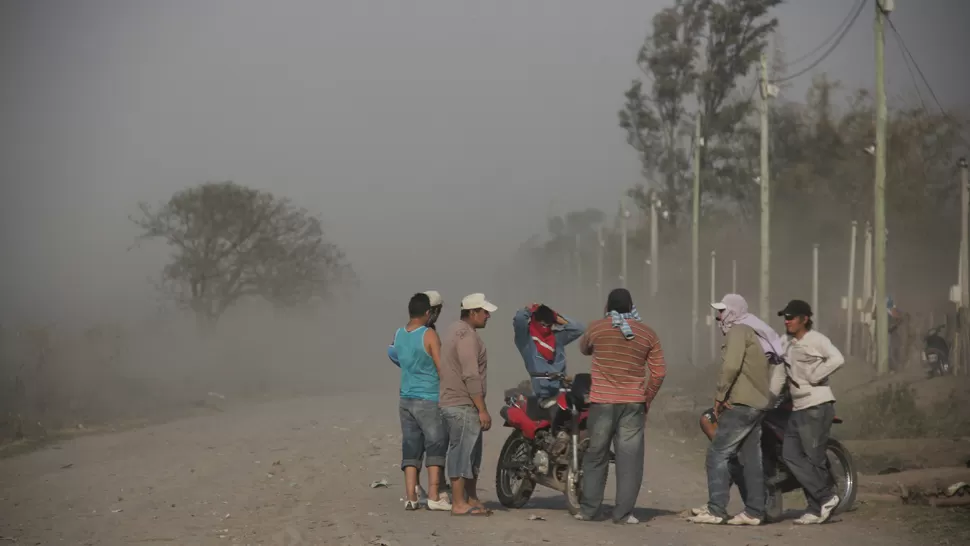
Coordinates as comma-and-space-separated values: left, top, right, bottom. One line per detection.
512, 303, 585, 399
391, 292, 451, 512
689, 294, 778, 526
388, 290, 444, 366
438, 293, 497, 516
575, 288, 665, 525
778, 299, 845, 524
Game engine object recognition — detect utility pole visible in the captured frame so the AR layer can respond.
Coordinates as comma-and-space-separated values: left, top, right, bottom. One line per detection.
732, 259, 737, 293
596, 225, 604, 307
759, 48, 772, 320
710, 250, 717, 362
650, 192, 659, 299
620, 201, 629, 289
960, 157, 969, 305
812, 243, 820, 329
874, 0, 891, 376
692, 114, 702, 366
575, 233, 583, 306
846, 221, 858, 355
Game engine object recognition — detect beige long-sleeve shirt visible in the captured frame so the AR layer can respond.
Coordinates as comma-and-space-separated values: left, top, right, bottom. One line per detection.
783, 330, 845, 411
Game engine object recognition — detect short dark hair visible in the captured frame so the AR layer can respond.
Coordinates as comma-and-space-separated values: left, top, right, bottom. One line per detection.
606, 288, 633, 314
408, 292, 432, 318
460, 309, 471, 319
532, 305, 556, 325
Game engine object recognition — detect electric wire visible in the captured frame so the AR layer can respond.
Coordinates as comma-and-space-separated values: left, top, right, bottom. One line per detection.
773, 0, 869, 84
782, 0, 866, 70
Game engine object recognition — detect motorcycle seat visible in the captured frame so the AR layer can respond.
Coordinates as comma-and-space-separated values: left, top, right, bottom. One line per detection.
523, 396, 553, 422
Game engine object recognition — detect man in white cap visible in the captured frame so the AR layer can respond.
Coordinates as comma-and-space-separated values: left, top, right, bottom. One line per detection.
438, 293, 497, 516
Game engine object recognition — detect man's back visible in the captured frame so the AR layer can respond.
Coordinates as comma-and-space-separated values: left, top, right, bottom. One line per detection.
438, 320, 487, 407
579, 317, 666, 405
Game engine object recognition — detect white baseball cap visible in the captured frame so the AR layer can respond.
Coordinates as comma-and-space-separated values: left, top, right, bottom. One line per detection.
423, 290, 443, 307
460, 293, 497, 313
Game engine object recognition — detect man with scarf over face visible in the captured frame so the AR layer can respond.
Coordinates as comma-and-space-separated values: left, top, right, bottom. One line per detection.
575, 288, 666, 524
512, 303, 585, 402
688, 294, 783, 526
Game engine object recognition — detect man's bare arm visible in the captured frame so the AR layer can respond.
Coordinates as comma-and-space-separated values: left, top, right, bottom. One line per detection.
425, 328, 443, 375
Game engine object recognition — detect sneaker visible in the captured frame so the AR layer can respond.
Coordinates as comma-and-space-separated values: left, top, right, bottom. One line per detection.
573, 513, 591, 521
687, 506, 725, 525
614, 514, 639, 525
794, 512, 822, 525
818, 495, 840, 523
404, 500, 421, 511
688, 505, 709, 516
427, 496, 453, 511
726, 512, 762, 526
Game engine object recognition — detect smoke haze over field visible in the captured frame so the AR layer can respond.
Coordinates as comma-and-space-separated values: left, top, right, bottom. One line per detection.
0, 1, 968, 431
2, 0, 968, 324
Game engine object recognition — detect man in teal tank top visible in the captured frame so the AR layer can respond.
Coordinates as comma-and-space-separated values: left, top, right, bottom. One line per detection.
392, 292, 451, 511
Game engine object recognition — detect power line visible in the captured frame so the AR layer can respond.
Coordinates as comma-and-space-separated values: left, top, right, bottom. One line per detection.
773, 0, 868, 84
886, 16, 945, 115
782, 0, 866, 69
887, 15, 970, 149
889, 19, 928, 113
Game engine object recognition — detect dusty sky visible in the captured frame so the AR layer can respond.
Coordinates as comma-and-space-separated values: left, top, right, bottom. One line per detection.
1, 0, 967, 324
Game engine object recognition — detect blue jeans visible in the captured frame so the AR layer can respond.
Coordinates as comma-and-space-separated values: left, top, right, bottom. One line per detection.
580, 402, 646, 521
705, 404, 766, 519
399, 398, 447, 470
440, 405, 483, 480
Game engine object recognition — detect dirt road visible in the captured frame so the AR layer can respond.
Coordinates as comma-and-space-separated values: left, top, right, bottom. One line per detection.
0, 392, 927, 545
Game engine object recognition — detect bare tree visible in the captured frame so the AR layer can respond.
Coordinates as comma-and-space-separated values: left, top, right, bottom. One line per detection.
131, 181, 354, 328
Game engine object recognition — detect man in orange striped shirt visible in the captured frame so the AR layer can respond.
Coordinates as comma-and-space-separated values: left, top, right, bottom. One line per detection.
574, 288, 666, 524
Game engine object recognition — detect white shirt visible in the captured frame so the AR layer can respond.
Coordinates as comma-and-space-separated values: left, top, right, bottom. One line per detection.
782, 330, 845, 411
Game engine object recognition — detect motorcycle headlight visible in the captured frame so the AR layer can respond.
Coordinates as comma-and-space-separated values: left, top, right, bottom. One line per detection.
928, 353, 938, 363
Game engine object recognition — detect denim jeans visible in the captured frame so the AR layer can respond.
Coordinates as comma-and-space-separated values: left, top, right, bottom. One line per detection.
705, 404, 766, 519
579, 403, 645, 522
782, 402, 835, 515
440, 405, 483, 480
399, 397, 448, 470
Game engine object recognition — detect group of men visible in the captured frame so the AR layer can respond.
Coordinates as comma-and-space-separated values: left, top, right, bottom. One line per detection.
387, 287, 845, 526
387, 288, 666, 520
690, 294, 846, 526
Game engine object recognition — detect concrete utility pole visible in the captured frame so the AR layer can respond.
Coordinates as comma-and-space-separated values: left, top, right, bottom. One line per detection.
874, 0, 892, 376
710, 250, 717, 362
732, 259, 737, 293
846, 221, 858, 355
812, 244, 820, 329
575, 233, 583, 302
649, 191, 660, 299
596, 225, 604, 306
692, 115, 702, 366
960, 157, 969, 306
759, 49, 772, 320
620, 202, 630, 289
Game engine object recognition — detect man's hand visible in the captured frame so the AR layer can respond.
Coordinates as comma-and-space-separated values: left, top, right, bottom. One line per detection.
713, 399, 733, 418
556, 314, 568, 326
479, 409, 492, 431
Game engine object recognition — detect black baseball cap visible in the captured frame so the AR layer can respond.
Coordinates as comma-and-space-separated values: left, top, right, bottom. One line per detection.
777, 299, 813, 318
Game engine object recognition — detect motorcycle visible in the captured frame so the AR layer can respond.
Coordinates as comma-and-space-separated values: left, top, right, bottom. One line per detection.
704, 397, 858, 522
495, 372, 609, 515
921, 325, 951, 377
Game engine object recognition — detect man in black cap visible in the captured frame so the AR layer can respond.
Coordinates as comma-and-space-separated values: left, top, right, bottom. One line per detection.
777, 299, 845, 524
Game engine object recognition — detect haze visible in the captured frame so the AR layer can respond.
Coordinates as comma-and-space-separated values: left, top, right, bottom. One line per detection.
1, 0, 966, 326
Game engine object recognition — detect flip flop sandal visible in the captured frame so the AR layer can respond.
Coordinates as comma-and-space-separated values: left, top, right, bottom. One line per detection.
451, 506, 490, 517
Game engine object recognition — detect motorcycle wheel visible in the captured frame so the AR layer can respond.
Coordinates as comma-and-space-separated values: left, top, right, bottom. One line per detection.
495, 431, 536, 509
564, 437, 590, 516
826, 438, 858, 515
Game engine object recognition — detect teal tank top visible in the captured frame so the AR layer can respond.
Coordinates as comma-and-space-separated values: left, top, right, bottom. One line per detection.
394, 326, 439, 401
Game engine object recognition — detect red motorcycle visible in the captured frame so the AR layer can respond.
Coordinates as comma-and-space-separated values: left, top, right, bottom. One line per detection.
496, 372, 612, 515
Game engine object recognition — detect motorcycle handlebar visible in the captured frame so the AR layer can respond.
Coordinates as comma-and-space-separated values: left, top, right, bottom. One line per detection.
529, 372, 568, 381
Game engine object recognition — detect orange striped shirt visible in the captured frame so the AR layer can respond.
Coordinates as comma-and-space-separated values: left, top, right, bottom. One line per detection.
579, 317, 666, 405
